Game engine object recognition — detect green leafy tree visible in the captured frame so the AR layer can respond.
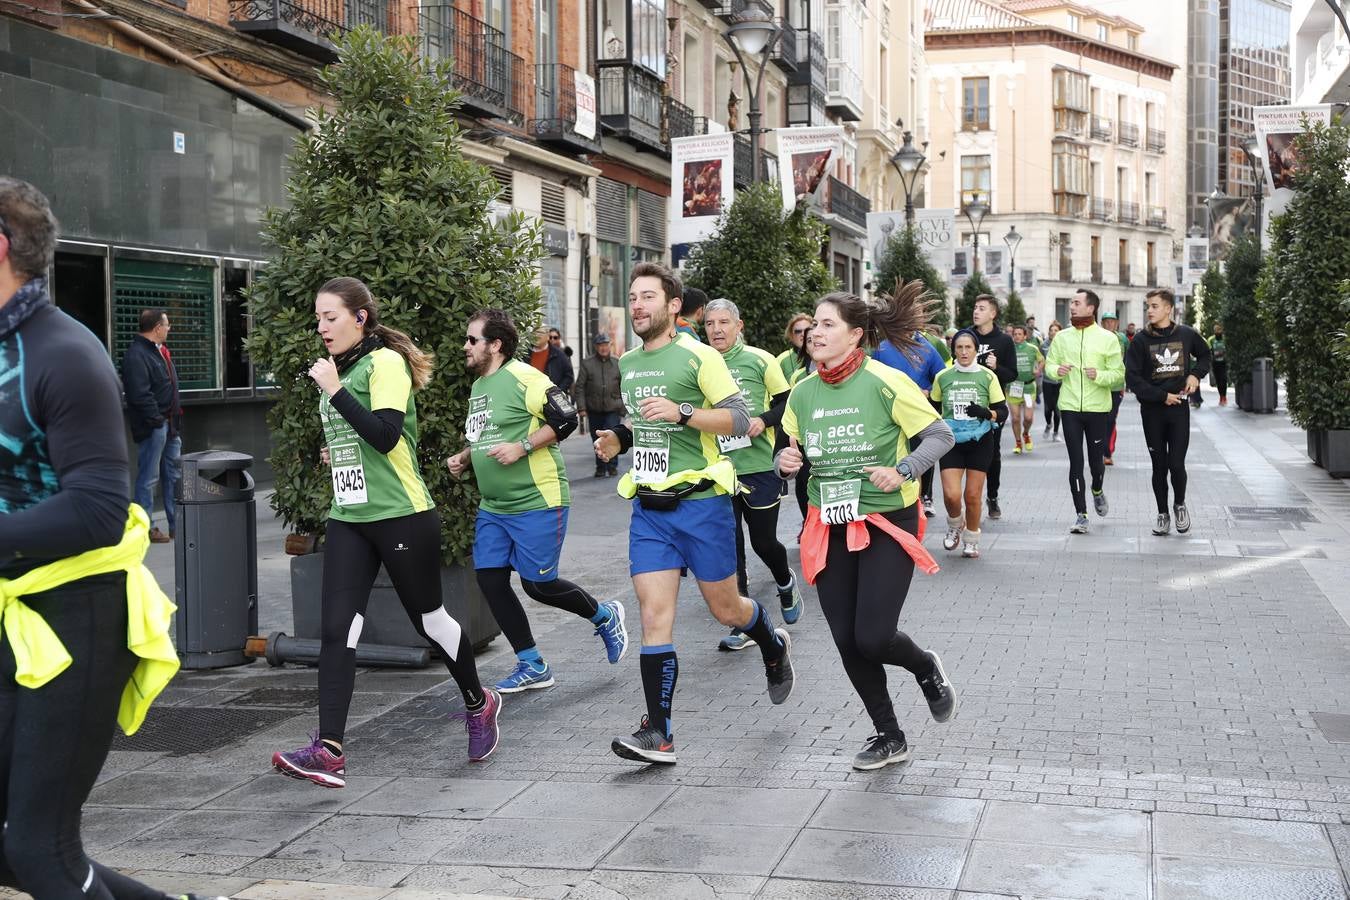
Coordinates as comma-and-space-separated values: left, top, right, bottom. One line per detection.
955, 271, 994, 327
1198, 263, 1227, 334
1004, 289, 1027, 326
1215, 233, 1263, 391
1256, 117, 1350, 430
873, 226, 950, 329
683, 182, 837, 353
245, 28, 544, 563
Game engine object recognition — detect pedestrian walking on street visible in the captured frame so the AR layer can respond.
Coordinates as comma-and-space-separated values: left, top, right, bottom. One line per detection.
574, 333, 624, 477
1126, 289, 1211, 536
703, 299, 804, 652
593, 262, 794, 766
1041, 321, 1063, 441
528, 325, 574, 393
1101, 312, 1129, 465
0, 179, 207, 900
448, 309, 628, 693
273, 277, 498, 787
121, 307, 183, 543
1045, 289, 1126, 534
1207, 321, 1229, 407
931, 330, 1008, 559
1008, 323, 1044, 454
776, 282, 957, 771
970, 295, 1016, 520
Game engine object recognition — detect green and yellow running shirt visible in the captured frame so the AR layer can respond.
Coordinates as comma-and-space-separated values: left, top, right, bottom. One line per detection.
720, 340, 791, 476
776, 347, 802, 385
1013, 340, 1042, 383
320, 347, 435, 523
466, 360, 570, 514
781, 358, 940, 516
620, 333, 742, 497
931, 364, 1006, 442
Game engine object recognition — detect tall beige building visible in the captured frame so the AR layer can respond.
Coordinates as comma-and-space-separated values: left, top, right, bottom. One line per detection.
925, 0, 1182, 328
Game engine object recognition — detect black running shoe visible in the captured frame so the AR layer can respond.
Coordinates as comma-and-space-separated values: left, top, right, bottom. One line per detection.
852, 733, 910, 771
916, 651, 957, 723
987, 497, 1002, 520
611, 717, 676, 765
765, 629, 795, 705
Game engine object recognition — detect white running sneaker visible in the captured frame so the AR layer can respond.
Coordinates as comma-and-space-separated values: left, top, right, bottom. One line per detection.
942, 518, 963, 552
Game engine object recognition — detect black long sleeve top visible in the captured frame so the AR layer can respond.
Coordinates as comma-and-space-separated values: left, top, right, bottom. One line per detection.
1125, 322, 1212, 404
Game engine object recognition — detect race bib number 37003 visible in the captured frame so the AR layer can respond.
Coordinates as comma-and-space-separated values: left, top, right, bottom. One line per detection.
330, 443, 368, 506
820, 479, 863, 525
632, 428, 671, 485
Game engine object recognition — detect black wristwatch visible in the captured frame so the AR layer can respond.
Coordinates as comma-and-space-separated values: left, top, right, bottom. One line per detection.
677, 402, 695, 426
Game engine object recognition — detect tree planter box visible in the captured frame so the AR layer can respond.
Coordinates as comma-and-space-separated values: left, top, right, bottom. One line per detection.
1308, 429, 1326, 468
1322, 430, 1350, 478
1236, 382, 1253, 411
290, 553, 500, 658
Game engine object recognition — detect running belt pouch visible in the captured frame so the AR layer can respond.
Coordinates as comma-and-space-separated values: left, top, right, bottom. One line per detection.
636, 479, 714, 511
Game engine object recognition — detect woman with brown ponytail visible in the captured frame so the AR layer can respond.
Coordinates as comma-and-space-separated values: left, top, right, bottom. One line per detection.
775, 282, 959, 771
272, 277, 499, 788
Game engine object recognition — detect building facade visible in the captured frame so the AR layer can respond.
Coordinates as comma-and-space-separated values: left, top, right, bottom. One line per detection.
925, 0, 1180, 328
1218, 0, 1293, 200
1292, 0, 1350, 104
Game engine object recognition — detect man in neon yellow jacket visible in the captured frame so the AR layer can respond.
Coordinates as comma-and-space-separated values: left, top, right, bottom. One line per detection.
1044, 289, 1126, 534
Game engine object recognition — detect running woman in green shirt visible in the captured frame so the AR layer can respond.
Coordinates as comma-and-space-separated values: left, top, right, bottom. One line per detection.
776, 282, 958, 771
593, 263, 794, 765
1009, 324, 1044, 454
273, 278, 497, 788
704, 298, 804, 653
446, 309, 629, 695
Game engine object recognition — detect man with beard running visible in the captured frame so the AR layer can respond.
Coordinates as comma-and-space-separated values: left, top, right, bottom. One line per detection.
447, 309, 629, 693
593, 263, 794, 765
970, 295, 1016, 519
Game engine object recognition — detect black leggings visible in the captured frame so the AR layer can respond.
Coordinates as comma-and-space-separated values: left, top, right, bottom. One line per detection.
1212, 362, 1228, 401
1042, 381, 1062, 432
986, 423, 1004, 500
733, 496, 792, 596
815, 505, 932, 738
1141, 403, 1190, 512
321, 511, 482, 742
476, 568, 600, 655
0, 573, 170, 899
1061, 410, 1111, 514
1107, 390, 1124, 456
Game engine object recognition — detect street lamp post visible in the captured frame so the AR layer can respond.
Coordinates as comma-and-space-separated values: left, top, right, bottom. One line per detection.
888, 122, 928, 226
1242, 135, 1265, 254
722, 7, 780, 184
962, 192, 990, 274
1003, 224, 1022, 293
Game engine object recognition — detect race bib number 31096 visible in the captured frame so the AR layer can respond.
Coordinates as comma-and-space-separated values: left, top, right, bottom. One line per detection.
632, 428, 671, 485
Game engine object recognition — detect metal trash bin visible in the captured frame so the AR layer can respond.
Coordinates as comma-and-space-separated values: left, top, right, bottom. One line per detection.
174, 451, 257, 668
1251, 358, 1277, 413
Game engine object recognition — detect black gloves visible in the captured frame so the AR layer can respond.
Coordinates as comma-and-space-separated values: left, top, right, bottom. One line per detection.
965, 404, 993, 421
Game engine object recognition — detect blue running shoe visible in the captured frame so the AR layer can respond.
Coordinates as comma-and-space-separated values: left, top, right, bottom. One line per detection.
494, 660, 555, 693
594, 600, 629, 664
778, 577, 804, 625
718, 628, 755, 651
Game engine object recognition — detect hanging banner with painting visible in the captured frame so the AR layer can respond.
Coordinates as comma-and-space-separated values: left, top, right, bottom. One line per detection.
1252, 104, 1333, 229
775, 126, 845, 214
669, 133, 736, 246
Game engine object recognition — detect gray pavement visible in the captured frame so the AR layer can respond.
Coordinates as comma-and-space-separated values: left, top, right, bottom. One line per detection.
8, 383, 1350, 899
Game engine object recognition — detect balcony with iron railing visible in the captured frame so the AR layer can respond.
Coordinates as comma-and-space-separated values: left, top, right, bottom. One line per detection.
530, 62, 602, 154
1118, 201, 1140, 223
715, 0, 773, 24
666, 96, 696, 142
1059, 253, 1073, 283
421, 6, 525, 123
1146, 128, 1166, 153
770, 18, 798, 72
1091, 198, 1114, 222
597, 62, 665, 154
1090, 115, 1112, 141
1147, 266, 1159, 287
1117, 121, 1139, 147
1147, 206, 1167, 228
733, 132, 778, 187
824, 176, 869, 228
1091, 261, 1104, 284
789, 29, 827, 92
1118, 263, 1132, 285
962, 105, 991, 131
229, 0, 387, 61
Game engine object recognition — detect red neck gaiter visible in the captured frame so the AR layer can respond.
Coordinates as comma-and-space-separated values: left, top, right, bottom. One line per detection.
819, 348, 866, 385
1071, 315, 1096, 329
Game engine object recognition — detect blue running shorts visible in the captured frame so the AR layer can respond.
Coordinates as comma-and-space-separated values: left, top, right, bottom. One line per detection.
629, 494, 737, 582
474, 507, 568, 581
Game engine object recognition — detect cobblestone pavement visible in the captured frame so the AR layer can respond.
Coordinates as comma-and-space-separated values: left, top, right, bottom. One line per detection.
7, 387, 1350, 899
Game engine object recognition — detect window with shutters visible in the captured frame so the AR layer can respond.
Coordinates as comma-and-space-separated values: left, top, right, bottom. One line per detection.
635, 189, 666, 251
595, 178, 631, 244
541, 182, 566, 225
489, 165, 514, 204
113, 257, 218, 391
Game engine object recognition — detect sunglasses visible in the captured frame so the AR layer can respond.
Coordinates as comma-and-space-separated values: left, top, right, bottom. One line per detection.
792, 328, 810, 336
465, 335, 484, 345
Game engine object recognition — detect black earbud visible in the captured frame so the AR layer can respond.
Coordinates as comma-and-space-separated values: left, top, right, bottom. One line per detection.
357, 313, 365, 324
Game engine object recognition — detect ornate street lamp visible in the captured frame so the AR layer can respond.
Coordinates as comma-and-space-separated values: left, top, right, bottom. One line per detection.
888, 122, 928, 226
723, 7, 780, 184
962, 192, 990, 274
1242, 135, 1265, 253
1003, 225, 1022, 293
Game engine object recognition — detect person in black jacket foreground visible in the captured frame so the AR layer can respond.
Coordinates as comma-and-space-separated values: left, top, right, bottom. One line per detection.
1125, 288, 1211, 536
971, 295, 1017, 520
